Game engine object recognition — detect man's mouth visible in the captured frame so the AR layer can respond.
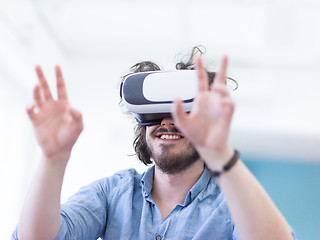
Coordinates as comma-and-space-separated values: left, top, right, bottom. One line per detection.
152, 126, 184, 140
159, 134, 182, 140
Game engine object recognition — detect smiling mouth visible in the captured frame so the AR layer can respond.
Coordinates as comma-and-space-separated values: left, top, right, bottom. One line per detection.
159, 134, 182, 140
152, 126, 183, 140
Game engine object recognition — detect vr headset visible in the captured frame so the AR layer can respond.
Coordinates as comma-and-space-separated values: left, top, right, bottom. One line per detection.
120, 70, 237, 126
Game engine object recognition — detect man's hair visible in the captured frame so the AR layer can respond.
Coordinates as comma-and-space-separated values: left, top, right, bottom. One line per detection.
123, 46, 216, 165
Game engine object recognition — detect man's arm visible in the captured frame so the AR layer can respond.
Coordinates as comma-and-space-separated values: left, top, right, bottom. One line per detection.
218, 157, 293, 239
17, 65, 83, 240
172, 56, 293, 239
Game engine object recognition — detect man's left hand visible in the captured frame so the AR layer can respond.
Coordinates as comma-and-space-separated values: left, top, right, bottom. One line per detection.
172, 56, 235, 170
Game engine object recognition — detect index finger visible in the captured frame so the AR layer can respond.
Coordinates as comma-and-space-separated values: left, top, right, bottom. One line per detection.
55, 65, 68, 101
212, 55, 228, 88
195, 57, 209, 92
35, 65, 53, 101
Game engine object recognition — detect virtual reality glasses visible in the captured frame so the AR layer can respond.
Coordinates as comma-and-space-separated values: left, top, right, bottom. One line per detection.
120, 70, 237, 126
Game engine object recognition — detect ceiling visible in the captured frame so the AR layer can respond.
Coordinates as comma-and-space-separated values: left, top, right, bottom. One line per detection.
1, 0, 320, 161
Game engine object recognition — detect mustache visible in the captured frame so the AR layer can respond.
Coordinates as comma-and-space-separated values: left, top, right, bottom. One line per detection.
152, 126, 181, 137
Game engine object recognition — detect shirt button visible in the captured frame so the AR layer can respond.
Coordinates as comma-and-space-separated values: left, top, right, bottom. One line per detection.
156, 235, 162, 240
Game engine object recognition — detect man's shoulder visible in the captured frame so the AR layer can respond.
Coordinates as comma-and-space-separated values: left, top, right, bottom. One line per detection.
92, 168, 147, 190
73, 168, 148, 201
112, 168, 144, 182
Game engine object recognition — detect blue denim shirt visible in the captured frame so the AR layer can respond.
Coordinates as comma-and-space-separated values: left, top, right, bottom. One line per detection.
13, 166, 241, 239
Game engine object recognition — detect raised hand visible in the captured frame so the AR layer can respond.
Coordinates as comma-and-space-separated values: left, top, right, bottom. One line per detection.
172, 56, 235, 170
26, 65, 83, 162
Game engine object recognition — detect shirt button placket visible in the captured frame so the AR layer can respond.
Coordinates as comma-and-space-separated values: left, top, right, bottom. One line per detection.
155, 235, 162, 240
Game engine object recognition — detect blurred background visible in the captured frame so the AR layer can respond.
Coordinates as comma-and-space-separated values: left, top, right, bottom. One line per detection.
1, 0, 320, 239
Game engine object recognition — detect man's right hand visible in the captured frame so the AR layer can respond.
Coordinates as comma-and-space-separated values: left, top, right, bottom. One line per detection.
26, 65, 83, 164
17, 65, 83, 240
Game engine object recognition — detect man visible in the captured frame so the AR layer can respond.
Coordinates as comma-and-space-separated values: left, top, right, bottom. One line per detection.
13, 48, 295, 239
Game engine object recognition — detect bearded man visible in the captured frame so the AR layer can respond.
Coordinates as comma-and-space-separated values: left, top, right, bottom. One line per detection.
13, 47, 295, 240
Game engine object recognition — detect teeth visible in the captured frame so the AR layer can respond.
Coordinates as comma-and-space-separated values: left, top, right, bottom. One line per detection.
160, 135, 181, 140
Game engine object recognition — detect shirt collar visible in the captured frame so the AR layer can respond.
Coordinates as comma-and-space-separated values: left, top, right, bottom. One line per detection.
140, 166, 155, 198
140, 166, 213, 206
184, 167, 212, 205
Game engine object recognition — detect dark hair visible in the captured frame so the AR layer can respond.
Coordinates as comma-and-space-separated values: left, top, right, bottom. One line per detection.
129, 62, 162, 165
175, 45, 216, 85
123, 46, 221, 165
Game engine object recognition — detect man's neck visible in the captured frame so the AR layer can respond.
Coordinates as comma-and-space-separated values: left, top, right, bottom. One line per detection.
151, 160, 204, 219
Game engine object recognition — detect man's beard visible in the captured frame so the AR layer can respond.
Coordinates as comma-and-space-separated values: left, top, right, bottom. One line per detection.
147, 126, 200, 174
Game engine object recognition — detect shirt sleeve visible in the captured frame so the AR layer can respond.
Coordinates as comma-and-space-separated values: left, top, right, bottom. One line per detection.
11, 226, 18, 240
10, 179, 109, 240
55, 178, 109, 240
232, 225, 242, 240
11, 168, 138, 240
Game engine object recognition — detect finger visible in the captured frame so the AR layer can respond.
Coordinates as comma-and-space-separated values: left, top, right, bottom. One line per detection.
212, 84, 229, 97
69, 107, 82, 123
171, 99, 189, 130
26, 104, 37, 120
55, 65, 69, 101
35, 65, 53, 101
221, 98, 235, 115
212, 55, 228, 90
33, 84, 43, 107
68, 108, 84, 133
195, 57, 209, 92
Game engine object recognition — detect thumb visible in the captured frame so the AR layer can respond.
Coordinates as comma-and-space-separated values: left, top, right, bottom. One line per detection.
67, 107, 84, 134
171, 99, 189, 130
69, 107, 83, 123
26, 104, 36, 120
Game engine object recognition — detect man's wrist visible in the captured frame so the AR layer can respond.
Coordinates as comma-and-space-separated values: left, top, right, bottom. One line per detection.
41, 151, 71, 170
207, 149, 240, 177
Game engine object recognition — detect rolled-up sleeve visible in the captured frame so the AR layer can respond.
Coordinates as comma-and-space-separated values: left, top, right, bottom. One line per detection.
55, 179, 109, 240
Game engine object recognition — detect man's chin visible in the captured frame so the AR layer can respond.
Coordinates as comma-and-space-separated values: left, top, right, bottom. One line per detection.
153, 151, 200, 175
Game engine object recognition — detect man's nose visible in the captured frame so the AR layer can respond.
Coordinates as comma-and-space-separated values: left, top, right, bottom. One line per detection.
160, 118, 174, 126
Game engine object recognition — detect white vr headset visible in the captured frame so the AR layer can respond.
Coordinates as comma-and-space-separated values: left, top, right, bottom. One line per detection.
120, 70, 237, 126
